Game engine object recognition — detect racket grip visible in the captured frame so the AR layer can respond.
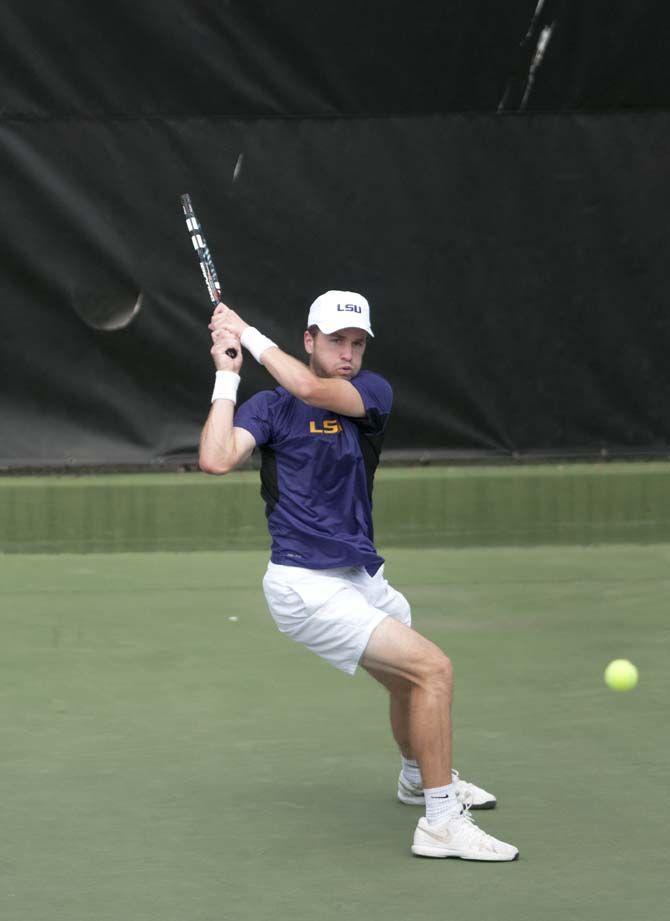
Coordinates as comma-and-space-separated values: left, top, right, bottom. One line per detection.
225, 347, 238, 359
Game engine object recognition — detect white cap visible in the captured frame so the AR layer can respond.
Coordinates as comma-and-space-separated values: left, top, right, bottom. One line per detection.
307, 290, 374, 337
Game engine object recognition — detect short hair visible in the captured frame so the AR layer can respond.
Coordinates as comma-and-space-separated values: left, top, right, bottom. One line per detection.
307, 324, 320, 338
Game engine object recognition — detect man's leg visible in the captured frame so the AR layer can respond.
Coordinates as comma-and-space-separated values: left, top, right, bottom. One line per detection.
363, 663, 426, 800
361, 615, 518, 860
361, 617, 452, 789
362, 665, 413, 758
365, 635, 500, 813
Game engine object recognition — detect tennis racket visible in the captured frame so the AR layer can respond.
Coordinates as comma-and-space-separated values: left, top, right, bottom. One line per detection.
180, 193, 237, 359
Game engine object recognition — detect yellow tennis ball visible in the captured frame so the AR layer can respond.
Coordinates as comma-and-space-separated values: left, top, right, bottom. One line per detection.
604, 659, 638, 691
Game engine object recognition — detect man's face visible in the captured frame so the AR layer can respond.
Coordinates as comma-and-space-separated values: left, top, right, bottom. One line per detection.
304, 327, 367, 380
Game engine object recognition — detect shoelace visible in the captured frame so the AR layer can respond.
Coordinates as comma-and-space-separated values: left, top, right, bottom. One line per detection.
451, 804, 502, 850
451, 769, 476, 805
455, 780, 476, 806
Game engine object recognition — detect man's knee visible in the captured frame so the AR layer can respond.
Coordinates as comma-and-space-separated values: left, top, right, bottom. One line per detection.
361, 617, 450, 693
419, 650, 453, 695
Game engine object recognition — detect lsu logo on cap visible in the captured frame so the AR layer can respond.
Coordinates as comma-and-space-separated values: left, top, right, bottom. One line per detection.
336, 303, 362, 313
309, 419, 342, 435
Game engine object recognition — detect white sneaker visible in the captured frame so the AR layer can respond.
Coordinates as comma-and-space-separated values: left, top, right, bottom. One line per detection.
397, 769, 497, 810
411, 809, 519, 861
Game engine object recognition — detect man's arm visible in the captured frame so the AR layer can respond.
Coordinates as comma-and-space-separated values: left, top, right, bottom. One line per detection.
199, 406, 256, 475
209, 305, 366, 418
198, 331, 257, 475
260, 348, 365, 417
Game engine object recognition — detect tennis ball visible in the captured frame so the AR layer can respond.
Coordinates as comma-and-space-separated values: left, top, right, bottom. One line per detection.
604, 659, 638, 692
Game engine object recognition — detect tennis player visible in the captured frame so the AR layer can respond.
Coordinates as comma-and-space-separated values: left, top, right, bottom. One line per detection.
199, 291, 518, 861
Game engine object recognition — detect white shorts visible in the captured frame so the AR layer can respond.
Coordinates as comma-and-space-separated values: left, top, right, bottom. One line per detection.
262, 561, 412, 676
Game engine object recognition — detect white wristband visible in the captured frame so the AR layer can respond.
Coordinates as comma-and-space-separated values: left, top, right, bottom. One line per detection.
211, 370, 241, 404
241, 326, 277, 364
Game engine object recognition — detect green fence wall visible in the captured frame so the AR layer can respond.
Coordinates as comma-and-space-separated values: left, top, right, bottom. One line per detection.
2, 463, 670, 554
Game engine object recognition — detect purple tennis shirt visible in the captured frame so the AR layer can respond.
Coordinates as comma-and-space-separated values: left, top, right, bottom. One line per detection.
233, 369, 392, 572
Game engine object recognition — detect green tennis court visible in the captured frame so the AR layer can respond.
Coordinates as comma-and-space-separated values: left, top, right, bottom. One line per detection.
2, 529, 667, 920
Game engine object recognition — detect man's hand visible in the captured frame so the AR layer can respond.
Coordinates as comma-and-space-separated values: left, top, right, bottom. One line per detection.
211, 330, 243, 373
209, 303, 249, 340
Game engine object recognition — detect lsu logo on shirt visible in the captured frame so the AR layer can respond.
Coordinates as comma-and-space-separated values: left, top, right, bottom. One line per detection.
309, 419, 342, 435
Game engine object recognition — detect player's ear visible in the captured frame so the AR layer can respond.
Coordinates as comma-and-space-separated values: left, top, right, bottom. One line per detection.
304, 329, 315, 355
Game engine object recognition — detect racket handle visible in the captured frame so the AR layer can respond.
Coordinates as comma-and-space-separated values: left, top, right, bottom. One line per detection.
225, 347, 238, 359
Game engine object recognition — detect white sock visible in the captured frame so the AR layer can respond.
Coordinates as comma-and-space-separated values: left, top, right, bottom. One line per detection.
401, 756, 422, 786
401, 757, 459, 790
424, 783, 461, 824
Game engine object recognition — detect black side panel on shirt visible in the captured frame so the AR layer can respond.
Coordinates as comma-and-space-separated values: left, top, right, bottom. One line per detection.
259, 445, 279, 515
353, 409, 389, 501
